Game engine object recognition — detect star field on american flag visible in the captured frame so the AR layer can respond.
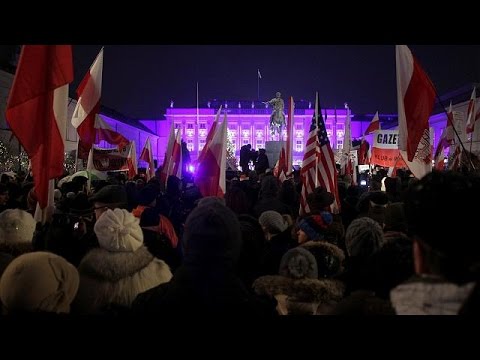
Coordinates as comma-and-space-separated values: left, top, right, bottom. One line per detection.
316, 110, 329, 146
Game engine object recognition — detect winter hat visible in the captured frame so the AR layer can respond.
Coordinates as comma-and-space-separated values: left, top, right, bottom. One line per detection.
259, 210, 288, 234
306, 186, 335, 212
94, 208, 143, 252
279, 247, 318, 279
345, 217, 384, 258
182, 201, 242, 264
0, 209, 36, 245
297, 212, 332, 241
0, 252, 79, 314
89, 184, 128, 208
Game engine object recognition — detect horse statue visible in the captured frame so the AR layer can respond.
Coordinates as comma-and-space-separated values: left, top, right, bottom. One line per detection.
263, 92, 286, 136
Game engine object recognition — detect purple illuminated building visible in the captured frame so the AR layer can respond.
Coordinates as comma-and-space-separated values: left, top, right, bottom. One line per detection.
140, 100, 387, 167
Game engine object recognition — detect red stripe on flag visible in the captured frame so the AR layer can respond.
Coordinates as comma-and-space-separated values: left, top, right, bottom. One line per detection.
398, 46, 436, 161
6, 45, 73, 208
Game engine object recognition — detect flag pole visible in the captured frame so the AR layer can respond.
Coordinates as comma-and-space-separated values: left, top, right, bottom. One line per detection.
436, 95, 475, 171
257, 69, 261, 100
196, 82, 200, 162
315, 92, 319, 187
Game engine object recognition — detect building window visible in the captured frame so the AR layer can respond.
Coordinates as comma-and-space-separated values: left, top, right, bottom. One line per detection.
242, 139, 249, 145
199, 139, 206, 151
295, 124, 303, 130
199, 123, 206, 129
337, 140, 343, 150
187, 123, 194, 129
174, 123, 181, 129
296, 140, 303, 152
187, 139, 194, 152
256, 140, 264, 150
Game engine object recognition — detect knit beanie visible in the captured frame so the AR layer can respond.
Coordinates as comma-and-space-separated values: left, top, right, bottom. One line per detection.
0, 252, 79, 314
182, 201, 242, 264
94, 209, 143, 252
0, 209, 36, 245
297, 212, 332, 241
259, 210, 288, 234
345, 217, 384, 258
279, 247, 318, 279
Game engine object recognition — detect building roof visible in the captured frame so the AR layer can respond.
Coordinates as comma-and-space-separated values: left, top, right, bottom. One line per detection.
99, 105, 157, 136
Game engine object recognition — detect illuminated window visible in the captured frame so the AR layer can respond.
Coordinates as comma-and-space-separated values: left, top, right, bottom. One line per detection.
256, 140, 264, 149
187, 139, 194, 152
199, 139, 206, 151
337, 140, 343, 150
296, 140, 303, 152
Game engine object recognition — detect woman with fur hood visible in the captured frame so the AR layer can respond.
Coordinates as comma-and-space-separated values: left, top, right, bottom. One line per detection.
72, 209, 172, 315
253, 247, 345, 315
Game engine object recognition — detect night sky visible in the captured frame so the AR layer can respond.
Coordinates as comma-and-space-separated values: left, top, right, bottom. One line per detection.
71, 45, 480, 119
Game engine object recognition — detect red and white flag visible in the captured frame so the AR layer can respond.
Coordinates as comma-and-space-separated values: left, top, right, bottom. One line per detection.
364, 111, 380, 136
434, 128, 449, 171
125, 141, 137, 179
195, 113, 228, 197
466, 87, 477, 134
161, 122, 182, 184
6, 45, 73, 209
197, 105, 222, 164
140, 137, 155, 180
72, 47, 103, 154
94, 115, 129, 149
275, 147, 288, 182
396, 45, 437, 162
446, 101, 455, 143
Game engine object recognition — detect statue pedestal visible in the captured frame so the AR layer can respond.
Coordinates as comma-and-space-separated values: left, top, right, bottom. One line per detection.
265, 141, 286, 169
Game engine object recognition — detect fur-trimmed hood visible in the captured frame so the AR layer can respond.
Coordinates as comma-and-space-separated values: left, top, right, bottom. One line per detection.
79, 245, 156, 282
253, 275, 345, 304
73, 245, 172, 313
300, 241, 345, 276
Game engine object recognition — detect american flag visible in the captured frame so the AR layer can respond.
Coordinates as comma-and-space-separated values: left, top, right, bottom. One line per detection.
299, 93, 340, 215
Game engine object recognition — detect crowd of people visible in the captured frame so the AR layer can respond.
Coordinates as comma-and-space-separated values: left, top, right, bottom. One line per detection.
0, 164, 478, 316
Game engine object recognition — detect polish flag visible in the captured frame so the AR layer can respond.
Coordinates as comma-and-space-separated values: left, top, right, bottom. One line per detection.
140, 137, 155, 180
125, 141, 137, 179
396, 45, 437, 162
197, 106, 222, 164
6, 45, 73, 209
161, 123, 183, 184
169, 127, 183, 179
94, 115, 129, 149
195, 113, 227, 197
466, 88, 477, 134
446, 101, 455, 143
275, 147, 287, 182
72, 47, 103, 153
434, 128, 449, 171
364, 111, 380, 136
160, 122, 176, 184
